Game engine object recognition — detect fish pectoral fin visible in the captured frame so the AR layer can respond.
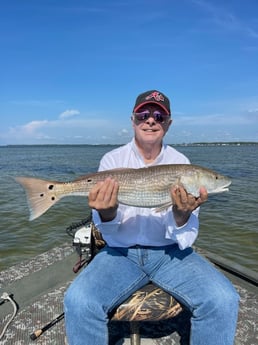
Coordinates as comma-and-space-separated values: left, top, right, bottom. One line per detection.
155, 201, 173, 213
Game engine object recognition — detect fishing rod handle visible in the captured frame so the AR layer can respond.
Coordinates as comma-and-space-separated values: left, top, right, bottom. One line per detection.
30, 329, 43, 340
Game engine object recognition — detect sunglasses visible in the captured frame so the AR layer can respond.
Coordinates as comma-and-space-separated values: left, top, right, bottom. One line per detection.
133, 110, 170, 124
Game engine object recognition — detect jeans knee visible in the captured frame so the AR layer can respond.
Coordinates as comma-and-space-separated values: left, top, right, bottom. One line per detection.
225, 286, 240, 314
202, 282, 239, 319
218, 284, 239, 309
64, 282, 105, 319
64, 285, 78, 314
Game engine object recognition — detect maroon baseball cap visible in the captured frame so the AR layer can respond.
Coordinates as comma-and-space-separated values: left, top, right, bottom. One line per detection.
133, 90, 171, 115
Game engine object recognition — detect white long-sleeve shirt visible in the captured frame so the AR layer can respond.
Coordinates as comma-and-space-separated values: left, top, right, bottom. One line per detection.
92, 139, 200, 250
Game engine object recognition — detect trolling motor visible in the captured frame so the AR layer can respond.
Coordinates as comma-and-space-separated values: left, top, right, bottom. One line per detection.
66, 217, 93, 273
72, 223, 92, 258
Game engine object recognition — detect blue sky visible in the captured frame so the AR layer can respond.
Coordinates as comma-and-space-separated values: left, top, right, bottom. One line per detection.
1, 0, 258, 145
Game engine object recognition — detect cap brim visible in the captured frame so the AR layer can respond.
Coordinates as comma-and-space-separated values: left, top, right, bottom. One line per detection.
134, 101, 170, 115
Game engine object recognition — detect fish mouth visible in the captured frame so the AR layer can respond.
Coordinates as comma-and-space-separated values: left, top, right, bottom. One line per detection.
211, 180, 232, 194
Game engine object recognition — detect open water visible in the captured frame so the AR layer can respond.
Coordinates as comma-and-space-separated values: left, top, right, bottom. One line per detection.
0, 144, 257, 273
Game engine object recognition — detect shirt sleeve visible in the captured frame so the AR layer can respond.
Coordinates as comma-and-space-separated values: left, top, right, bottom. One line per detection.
92, 208, 122, 234
164, 208, 200, 250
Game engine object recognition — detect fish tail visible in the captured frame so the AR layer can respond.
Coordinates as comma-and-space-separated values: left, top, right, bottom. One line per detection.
15, 176, 62, 221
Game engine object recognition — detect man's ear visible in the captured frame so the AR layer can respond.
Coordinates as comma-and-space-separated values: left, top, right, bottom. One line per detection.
131, 115, 136, 128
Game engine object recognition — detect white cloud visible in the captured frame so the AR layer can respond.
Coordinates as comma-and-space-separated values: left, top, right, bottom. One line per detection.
248, 108, 258, 113
7, 120, 49, 139
2, 120, 50, 143
0, 112, 119, 144
59, 109, 80, 119
118, 128, 131, 137
21, 120, 49, 133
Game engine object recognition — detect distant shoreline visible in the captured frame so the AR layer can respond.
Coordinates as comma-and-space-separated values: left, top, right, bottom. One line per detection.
1, 142, 258, 148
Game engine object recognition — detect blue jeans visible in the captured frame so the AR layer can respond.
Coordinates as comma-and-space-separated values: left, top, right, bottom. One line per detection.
64, 245, 239, 345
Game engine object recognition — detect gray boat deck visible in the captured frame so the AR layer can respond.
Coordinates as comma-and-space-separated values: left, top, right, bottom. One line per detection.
0, 243, 257, 345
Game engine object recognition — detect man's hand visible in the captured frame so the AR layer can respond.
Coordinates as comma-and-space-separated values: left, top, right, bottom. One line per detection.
171, 186, 208, 227
88, 177, 119, 222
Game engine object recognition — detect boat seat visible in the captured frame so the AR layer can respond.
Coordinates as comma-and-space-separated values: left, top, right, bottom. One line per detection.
110, 282, 183, 345
91, 224, 184, 345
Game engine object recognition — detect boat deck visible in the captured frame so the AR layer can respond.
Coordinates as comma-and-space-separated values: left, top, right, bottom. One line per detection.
0, 243, 257, 345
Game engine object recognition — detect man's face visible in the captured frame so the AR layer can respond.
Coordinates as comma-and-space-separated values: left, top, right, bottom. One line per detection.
132, 104, 172, 145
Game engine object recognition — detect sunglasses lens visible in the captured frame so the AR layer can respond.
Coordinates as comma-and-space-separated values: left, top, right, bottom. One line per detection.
134, 111, 169, 123
153, 111, 164, 122
134, 111, 149, 121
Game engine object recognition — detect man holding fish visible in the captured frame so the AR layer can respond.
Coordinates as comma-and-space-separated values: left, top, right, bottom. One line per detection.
63, 90, 239, 344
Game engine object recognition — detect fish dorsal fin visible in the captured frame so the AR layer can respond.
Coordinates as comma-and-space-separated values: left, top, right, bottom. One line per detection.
74, 167, 136, 181
105, 167, 136, 172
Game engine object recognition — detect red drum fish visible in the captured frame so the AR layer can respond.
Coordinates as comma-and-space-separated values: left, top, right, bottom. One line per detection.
16, 164, 231, 221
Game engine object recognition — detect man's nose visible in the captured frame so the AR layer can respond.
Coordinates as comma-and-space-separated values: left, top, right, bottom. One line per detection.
146, 116, 156, 125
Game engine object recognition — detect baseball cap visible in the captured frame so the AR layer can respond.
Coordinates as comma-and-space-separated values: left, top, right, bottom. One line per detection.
133, 90, 171, 115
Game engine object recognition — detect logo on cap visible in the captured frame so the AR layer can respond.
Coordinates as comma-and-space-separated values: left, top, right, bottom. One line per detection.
145, 91, 165, 102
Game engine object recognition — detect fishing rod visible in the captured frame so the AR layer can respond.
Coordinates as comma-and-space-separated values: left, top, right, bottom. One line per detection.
30, 312, 64, 340
30, 218, 93, 341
